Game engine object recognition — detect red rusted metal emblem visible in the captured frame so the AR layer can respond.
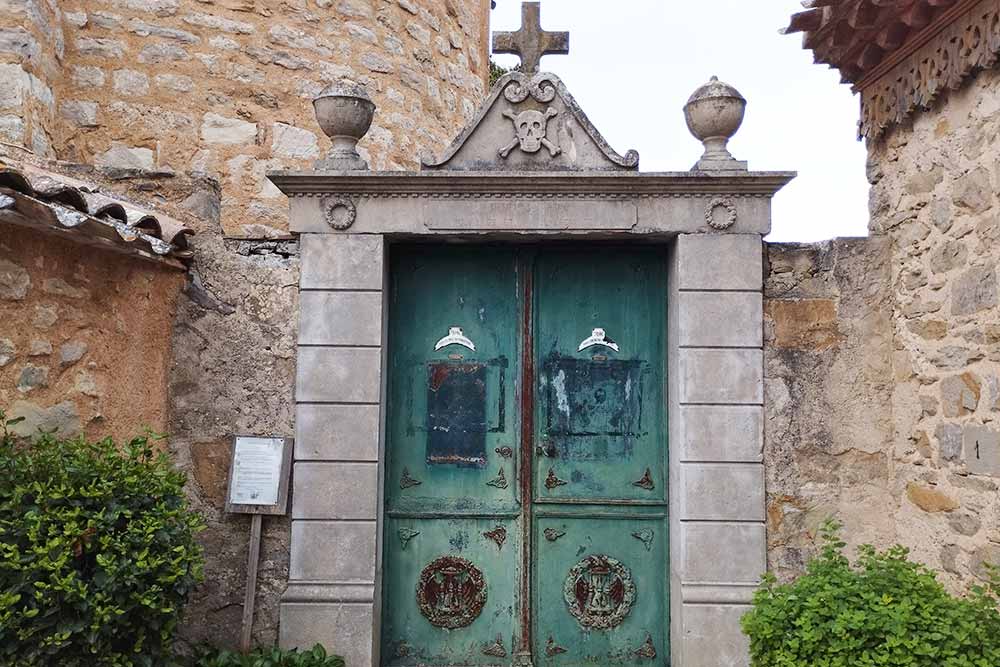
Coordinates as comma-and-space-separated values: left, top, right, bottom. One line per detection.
483, 526, 507, 551
416, 556, 487, 629
563, 555, 636, 629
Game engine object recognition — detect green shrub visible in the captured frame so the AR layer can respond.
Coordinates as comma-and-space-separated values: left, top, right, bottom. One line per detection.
195, 645, 345, 667
0, 412, 205, 667
741, 521, 1000, 667
488, 59, 520, 87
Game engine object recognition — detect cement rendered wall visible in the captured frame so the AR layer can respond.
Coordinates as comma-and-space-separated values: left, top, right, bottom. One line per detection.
763, 64, 1000, 592
1, 0, 490, 652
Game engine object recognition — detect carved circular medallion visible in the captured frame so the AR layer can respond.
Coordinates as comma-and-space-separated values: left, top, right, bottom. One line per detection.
416, 556, 487, 629
321, 195, 357, 230
563, 555, 636, 629
705, 197, 738, 230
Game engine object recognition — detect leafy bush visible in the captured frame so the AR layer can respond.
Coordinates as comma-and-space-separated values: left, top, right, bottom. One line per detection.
195, 645, 345, 667
741, 521, 1000, 667
488, 59, 521, 87
0, 412, 205, 667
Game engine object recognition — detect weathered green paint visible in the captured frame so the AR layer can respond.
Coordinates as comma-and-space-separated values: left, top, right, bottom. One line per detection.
533, 249, 667, 505
382, 247, 523, 666
532, 249, 668, 664
533, 511, 668, 665
382, 246, 668, 666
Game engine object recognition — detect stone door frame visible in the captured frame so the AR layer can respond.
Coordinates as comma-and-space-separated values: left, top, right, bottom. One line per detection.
270, 169, 791, 666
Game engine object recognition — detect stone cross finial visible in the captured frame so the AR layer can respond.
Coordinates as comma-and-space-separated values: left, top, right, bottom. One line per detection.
492, 2, 569, 74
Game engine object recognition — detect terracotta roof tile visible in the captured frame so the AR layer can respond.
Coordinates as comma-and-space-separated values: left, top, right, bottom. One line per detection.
782, 0, 964, 85
0, 160, 193, 268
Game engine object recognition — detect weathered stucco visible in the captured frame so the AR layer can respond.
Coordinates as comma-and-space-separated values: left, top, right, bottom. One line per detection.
0, 223, 184, 440
764, 238, 897, 580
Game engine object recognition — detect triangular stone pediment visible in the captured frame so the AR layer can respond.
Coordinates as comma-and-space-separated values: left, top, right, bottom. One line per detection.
422, 72, 639, 172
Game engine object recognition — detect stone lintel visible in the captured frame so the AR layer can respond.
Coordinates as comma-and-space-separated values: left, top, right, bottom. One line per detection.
269, 169, 796, 197
286, 191, 780, 236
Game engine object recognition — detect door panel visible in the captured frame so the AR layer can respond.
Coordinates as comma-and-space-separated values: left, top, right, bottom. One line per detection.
533, 514, 668, 665
382, 246, 668, 666
384, 247, 521, 515
532, 248, 669, 665
382, 516, 520, 665
382, 247, 522, 666
533, 249, 667, 503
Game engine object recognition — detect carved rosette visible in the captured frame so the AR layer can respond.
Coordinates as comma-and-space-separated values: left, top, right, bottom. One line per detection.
705, 198, 737, 230
563, 555, 636, 630
321, 195, 357, 230
416, 556, 487, 629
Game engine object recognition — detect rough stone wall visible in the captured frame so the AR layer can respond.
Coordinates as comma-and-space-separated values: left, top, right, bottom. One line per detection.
2, 0, 490, 652
0, 0, 64, 156
764, 63, 1000, 591
864, 63, 1000, 588
0, 160, 301, 651
764, 238, 896, 581
46, 0, 488, 236
0, 223, 184, 439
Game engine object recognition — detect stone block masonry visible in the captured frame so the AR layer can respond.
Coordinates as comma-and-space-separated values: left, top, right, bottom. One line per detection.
3, 0, 491, 237
669, 234, 767, 667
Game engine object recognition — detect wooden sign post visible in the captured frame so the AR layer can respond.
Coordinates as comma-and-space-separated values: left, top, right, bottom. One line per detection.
225, 436, 293, 653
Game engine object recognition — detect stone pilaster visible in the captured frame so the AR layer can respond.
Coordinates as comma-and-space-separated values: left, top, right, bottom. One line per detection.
281, 233, 386, 667
669, 233, 766, 667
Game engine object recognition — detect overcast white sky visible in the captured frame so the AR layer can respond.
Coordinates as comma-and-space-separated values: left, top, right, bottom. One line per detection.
490, 1, 870, 242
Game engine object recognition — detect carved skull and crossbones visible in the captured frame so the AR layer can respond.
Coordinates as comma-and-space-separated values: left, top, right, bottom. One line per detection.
499, 106, 561, 158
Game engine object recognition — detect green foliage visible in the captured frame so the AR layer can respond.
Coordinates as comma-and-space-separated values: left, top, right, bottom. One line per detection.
0, 411, 205, 667
488, 59, 520, 87
195, 644, 345, 667
741, 520, 1000, 667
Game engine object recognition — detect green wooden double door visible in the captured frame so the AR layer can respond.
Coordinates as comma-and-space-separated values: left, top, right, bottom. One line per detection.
381, 246, 668, 666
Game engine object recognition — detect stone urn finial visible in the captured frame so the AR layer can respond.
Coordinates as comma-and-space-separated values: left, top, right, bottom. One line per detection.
313, 81, 376, 170
684, 76, 748, 171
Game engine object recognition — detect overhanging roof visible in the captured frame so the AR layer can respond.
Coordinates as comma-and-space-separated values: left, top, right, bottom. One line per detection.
783, 0, 971, 87
0, 160, 193, 269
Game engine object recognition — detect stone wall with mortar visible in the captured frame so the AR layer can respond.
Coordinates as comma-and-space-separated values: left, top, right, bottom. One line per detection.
763, 63, 1000, 592
2, 0, 490, 652
33, 0, 489, 237
865, 63, 1000, 589
0, 0, 63, 156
